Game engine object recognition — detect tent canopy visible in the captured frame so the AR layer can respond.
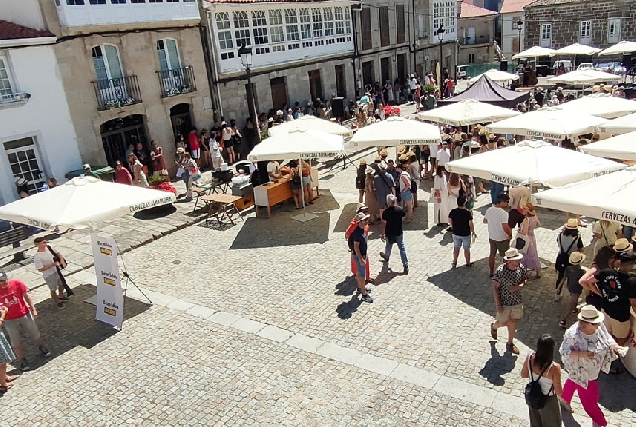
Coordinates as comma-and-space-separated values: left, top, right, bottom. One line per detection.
580, 131, 636, 161
549, 69, 621, 85
0, 177, 176, 229
512, 46, 556, 60
444, 140, 626, 187
599, 40, 636, 56
349, 116, 441, 149
486, 107, 607, 139
269, 115, 353, 137
468, 69, 519, 84
598, 112, 636, 135
557, 94, 636, 119
417, 99, 520, 126
247, 128, 344, 162
437, 75, 529, 109
533, 167, 636, 227
553, 43, 601, 56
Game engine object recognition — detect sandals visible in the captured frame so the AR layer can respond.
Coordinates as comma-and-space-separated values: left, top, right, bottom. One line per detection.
451, 262, 457, 269
466, 262, 474, 267
0, 384, 13, 393
5, 375, 18, 383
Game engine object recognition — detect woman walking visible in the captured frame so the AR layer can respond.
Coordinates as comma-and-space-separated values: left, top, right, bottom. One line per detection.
520, 203, 542, 278
555, 219, 584, 300
356, 159, 367, 203
408, 152, 420, 208
364, 167, 380, 223
432, 166, 449, 227
128, 154, 148, 187
521, 334, 563, 427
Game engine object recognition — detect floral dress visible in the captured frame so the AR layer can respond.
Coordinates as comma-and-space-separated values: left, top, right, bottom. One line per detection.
520, 215, 541, 272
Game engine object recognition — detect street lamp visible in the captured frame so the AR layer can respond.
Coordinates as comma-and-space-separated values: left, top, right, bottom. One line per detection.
238, 43, 260, 142
517, 20, 523, 54
437, 24, 445, 99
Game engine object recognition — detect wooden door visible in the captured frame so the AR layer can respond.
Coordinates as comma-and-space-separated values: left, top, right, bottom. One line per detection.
308, 70, 323, 101
335, 64, 346, 97
362, 61, 374, 87
270, 77, 288, 110
381, 57, 390, 84
396, 54, 406, 82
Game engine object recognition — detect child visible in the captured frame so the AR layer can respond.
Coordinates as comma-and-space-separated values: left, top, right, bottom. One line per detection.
558, 252, 587, 328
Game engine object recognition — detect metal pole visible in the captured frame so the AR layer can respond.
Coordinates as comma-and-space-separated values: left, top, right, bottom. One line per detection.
246, 66, 260, 143
439, 40, 444, 99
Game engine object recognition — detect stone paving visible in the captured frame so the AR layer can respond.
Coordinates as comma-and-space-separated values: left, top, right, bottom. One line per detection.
1, 146, 635, 426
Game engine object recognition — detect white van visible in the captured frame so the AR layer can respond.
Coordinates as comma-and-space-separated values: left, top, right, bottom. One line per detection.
577, 63, 594, 71
456, 65, 468, 80
553, 60, 572, 73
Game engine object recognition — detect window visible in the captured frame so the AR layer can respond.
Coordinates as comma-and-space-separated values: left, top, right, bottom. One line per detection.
324, 7, 334, 37
233, 11, 251, 48
66, 0, 85, 4
157, 39, 180, 71
299, 8, 312, 47
432, 1, 456, 39
215, 12, 234, 59
285, 9, 300, 49
344, 7, 351, 35
269, 10, 285, 52
312, 8, 324, 45
4, 138, 46, 196
130, 0, 145, 3
396, 5, 405, 44
608, 18, 621, 43
579, 20, 591, 44
252, 10, 270, 54
111, 0, 126, 3
468, 53, 475, 64
540, 23, 551, 48
334, 7, 344, 35
379, 6, 389, 47
512, 17, 521, 30
418, 15, 425, 38
149, 0, 162, 2
89, 0, 107, 4
0, 54, 15, 102
361, 7, 372, 50
91, 45, 123, 82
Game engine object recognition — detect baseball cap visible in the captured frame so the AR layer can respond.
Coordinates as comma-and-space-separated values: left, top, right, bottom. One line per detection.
0, 271, 7, 281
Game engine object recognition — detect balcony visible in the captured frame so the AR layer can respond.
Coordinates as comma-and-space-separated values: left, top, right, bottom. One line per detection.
55, 1, 199, 30
92, 75, 142, 111
0, 91, 31, 106
156, 66, 197, 98
459, 36, 491, 46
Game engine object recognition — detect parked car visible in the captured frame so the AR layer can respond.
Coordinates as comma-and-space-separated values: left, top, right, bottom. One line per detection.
577, 62, 594, 71
456, 65, 468, 80
595, 62, 627, 75
554, 60, 573, 73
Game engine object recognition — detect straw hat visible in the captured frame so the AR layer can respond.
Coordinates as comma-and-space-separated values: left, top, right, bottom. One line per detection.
380, 149, 389, 157
406, 151, 416, 158
374, 155, 382, 162
503, 248, 523, 261
399, 154, 409, 162
379, 161, 388, 170
577, 305, 604, 324
565, 218, 579, 229
359, 159, 367, 166
365, 166, 375, 175
355, 212, 371, 222
176, 147, 185, 154
356, 203, 369, 213
569, 252, 586, 265
613, 238, 633, 253
397, 145, 407, 155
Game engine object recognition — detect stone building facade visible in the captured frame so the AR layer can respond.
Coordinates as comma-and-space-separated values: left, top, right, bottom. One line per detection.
524, 0, 636, 50
457, 2, 496, 65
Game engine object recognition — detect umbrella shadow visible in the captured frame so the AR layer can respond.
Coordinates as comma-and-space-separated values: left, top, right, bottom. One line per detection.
230, 212, 330, 249
333, 203, 359, 234
133, 204, 178, 220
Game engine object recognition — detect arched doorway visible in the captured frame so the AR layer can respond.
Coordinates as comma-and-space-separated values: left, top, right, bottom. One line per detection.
170, 103, 192, 147
100, 115, 148, 167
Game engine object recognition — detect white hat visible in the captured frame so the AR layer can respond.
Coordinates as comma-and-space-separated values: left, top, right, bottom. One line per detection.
503, 248, 523, 261
577, 305, 604, 324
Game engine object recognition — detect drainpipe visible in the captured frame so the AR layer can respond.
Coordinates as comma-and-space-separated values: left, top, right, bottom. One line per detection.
199, 5, 224, 121
411, 0, 416, 73
351, 5, 360, 98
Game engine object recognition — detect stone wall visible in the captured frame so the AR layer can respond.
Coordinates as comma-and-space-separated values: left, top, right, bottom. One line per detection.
525, 0, 636, 49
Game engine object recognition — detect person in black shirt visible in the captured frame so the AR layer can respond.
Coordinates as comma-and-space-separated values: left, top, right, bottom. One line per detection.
448, 196, 475, 268
380, 194, 409, 275
348, 213, 373, 303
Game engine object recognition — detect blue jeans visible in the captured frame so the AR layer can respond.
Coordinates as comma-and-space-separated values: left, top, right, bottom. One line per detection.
623, 226, 635, 241
182, 169, 190, 189
490, 182, 504, 205
384, 233, 408, 268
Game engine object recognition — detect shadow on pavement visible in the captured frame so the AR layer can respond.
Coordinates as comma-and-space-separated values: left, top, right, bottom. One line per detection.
9, 284, 150, 374
478, 341, 518, 386
334, 276, 356, 296
133, 204, 178, 220
336, 294, 362, 320
598, 370, 636, 413
309, 189, 340, 213
332, 203, 358, 234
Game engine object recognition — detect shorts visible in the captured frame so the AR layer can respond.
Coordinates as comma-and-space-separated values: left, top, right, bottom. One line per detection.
352, 254, 366, 277
496, 304, 524, 323
302, 175, 311, 186
422, 151, 430, 163
489, 238, 510, 257
606, 315, 631, 339
430, 156, 436, 166
191, 148, 200, 159
410, 180, 417, 194
401, 190, 413, 202
3, 313, 41, 347
508, 209, 525, 229
453, 234, 471, 250
224, 139, 234, 148
44, 273, 62, 292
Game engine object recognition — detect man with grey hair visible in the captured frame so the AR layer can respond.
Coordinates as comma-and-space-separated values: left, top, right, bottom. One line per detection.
380, 194, 409, 275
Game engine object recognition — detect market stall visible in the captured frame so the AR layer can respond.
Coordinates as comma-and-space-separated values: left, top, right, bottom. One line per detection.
579, 131, 636, 160
598, 113, 636, 134
557, 94, 636, 119
417, 99, 520, 126
348, 116, 441, 149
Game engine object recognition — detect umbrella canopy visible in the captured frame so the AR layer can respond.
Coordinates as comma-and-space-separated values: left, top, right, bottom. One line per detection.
417, 99, 520, 126
557, 94, 636, 119
468, 69, 519, 84
0, 177, 176, 229
349, 116, 441, 149
445, 140, 626, 187
437, 75, 529, 108
549, 69, 622, 85
512, 46, 556, 60
247, 128, 344, 162
580, 131, 636, 160
486, 108, 607, 139
598, 112, 636, 134
269, 115, 353, 137
599, 40, 636, 56
553, 43, 601, 56
533, 167, 636, 226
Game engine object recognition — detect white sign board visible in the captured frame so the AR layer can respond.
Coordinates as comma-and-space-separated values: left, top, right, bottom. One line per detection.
91, 234, 124, 329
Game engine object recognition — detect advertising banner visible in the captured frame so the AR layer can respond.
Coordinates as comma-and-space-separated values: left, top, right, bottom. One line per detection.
91, 234, 124, 329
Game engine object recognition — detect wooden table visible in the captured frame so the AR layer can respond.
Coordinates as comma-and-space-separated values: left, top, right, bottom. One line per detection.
201, 193, 243, 226
253, 179, 293, 218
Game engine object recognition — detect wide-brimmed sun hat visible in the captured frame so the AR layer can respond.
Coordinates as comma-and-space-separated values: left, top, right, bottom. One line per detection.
613, 238, 633, 253
503, 248, 523, 261
356, 203, 368, 213
380, 149, 389, 156
365, 167, 375, 175
359, 159, 367, 166
379, 161, 388, 170
578, 305, 604, 324
374, 155, 382, 162
569, 252, 586, 265
565, 218, 579, 229
355, 212, 371, 222
176, 147, 185, 153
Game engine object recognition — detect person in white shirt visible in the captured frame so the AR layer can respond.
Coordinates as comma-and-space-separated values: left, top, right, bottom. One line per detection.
436, 141, 452, 169
33, 237, 68, 309
427, 142, 440, 178
267, 160, 281, 182
424, 74, 431, 86
484, 194, 512, 277
210, 138, 222, 170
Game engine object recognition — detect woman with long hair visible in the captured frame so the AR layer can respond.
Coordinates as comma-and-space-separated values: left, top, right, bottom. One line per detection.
432, 165, 449, 227
355, 159, 367, 203
447, 172, 464, 212
519, 203, 542, 278
521, 334, 563, 427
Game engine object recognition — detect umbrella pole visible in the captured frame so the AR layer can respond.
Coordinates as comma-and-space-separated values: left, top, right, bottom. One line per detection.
300, 157, 306, 217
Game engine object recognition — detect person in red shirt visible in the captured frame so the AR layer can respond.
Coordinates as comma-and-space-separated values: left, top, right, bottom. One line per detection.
345, 204, 373, 285
188, 128, 200, 164
0, 271, 50, 372
114, 161, 132, 185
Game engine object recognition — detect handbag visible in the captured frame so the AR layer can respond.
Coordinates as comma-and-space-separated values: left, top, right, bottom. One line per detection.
514, 233, 528, 254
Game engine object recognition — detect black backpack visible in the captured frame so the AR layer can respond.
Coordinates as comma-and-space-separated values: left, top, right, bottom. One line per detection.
524, 355, 554, 410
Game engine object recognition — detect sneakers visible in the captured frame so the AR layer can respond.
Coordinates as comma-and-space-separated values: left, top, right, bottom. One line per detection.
361, 293, 374, 303
58, 296, 70, 301
39, 345, 51, 357
506, 342, 520, 355
56, 302, 65, 309
19, 358, 31, 372
379, 252, 388, 262
403, 266, 409, 275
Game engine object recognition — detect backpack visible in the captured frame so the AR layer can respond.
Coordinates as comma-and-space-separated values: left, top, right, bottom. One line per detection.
555, 234, 578, 273
524, 355, 553, 410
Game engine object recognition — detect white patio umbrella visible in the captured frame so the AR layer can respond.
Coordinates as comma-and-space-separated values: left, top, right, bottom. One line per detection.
349, 116, 441, 149
444, 140, 626, 187
533, 167, 636, 226
512, 46, 556, 60
269, 115, 353, 137
417, 99, 520, 126
486, 108, 607, 139
0, 177, 176, 230
468, 69, 519, 85
599, 40, 636, 56
549, 69, 621, 85
579, 131, 636, 160
554, 43, 601, 56
557, 94, 636, 119
598, 112, 636, 134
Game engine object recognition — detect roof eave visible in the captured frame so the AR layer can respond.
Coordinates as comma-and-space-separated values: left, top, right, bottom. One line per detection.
0, 36, 57, 48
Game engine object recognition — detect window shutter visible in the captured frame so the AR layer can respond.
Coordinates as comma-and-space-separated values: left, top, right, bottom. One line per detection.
166, 39, 181, 70
104, 45, 123, 79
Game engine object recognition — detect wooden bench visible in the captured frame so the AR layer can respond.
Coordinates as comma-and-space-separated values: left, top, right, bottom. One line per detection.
0, 225, 31, 261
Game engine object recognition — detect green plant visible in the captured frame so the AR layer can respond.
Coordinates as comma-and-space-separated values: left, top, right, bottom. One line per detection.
148, 174, 169, 187
422, 84, 437, 94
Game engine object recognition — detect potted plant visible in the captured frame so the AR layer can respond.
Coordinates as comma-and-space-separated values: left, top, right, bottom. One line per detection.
148, 174, 177, 195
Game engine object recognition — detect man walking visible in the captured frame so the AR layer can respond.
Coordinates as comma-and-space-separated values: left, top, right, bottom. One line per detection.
484, 194, 512, 277
0, 271, 50, 371
490, 249, 526, 355
448, 196, 475, 268
33, 237, 68, 309
380, 194, 409, 275
348, 213, 373, 303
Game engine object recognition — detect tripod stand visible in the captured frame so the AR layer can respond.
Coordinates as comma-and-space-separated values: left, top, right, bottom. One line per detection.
118, 247, 152, 305
328, 151, 355, 172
